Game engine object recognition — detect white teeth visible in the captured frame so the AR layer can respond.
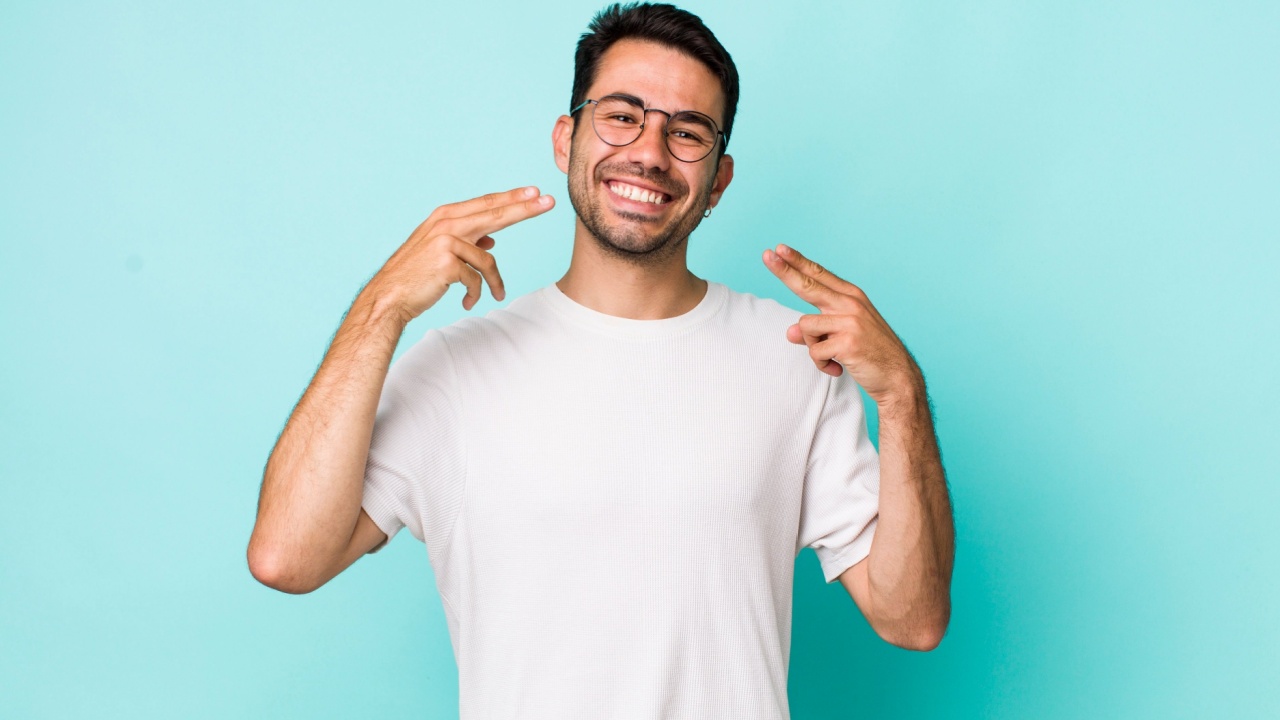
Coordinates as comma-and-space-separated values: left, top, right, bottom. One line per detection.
609, 181, 667, 205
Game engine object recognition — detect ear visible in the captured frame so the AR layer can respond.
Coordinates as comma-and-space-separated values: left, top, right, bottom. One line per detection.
552, 115, 574, 174
708, 153, 734, 209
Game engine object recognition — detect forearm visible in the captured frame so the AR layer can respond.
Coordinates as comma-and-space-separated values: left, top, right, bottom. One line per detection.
248, 288, 407, 590
866, 379, 955, 646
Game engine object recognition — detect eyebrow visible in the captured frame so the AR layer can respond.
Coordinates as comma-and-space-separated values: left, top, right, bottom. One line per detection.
604, 91, 720, 127
606, 92, 646, 108
672, 111, 715, 130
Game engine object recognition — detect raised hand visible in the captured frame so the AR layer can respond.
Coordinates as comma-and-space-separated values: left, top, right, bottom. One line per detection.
365, 186, 555, 322
762, 243, 923, 407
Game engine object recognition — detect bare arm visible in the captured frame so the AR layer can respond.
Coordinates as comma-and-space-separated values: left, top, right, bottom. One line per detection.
763, 243, 955, 650
247, 186, 555, 593
247, 291, 406, 594
839, 387, 953, 651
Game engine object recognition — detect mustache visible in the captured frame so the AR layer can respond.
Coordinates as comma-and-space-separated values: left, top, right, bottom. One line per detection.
596, 162, 684, 197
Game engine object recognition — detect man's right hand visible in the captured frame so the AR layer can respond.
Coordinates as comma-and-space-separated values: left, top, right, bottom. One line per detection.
363, 186, 556, 322
248, 185, 554, 594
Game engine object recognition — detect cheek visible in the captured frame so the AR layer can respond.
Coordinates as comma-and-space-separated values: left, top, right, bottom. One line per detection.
566, 147, 590, 184
569, 144, 605, 183
691, 171, 717, 199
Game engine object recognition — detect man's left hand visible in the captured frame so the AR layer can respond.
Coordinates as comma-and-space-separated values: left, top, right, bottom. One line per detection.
763, 243, 924, 409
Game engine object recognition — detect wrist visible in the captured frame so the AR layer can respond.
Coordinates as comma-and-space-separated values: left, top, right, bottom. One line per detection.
875, 371, 928, 423
352, 283, 412, 331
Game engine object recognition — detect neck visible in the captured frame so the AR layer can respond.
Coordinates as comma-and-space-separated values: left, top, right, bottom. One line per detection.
555, 220, 708, 320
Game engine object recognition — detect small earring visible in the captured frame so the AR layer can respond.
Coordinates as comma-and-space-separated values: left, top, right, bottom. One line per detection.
703, 206, 713, 218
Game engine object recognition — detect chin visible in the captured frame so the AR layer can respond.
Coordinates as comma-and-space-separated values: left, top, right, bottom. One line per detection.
595, 222, 676, 255
566, 161, 705, 263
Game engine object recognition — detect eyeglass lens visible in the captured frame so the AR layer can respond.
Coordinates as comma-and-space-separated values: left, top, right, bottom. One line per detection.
590, 96, 719, 162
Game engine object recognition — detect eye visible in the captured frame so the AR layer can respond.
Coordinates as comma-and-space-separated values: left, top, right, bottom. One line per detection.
607, 114, 638, 123
670, 129, 708, 144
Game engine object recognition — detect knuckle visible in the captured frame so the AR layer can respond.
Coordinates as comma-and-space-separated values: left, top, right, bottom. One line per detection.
489, 205, 505, 220
428, 234, 457, 253
483, 192, 500, 208
414, 215, 436, 236
440, 256, 464, 279
435, 254, 463, 275
421, 235, 446, 254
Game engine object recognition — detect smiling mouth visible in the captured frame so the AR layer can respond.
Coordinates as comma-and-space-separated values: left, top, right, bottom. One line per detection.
605, 179, 672, 206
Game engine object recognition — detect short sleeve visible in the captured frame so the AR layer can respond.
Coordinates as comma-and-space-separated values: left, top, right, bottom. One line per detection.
796, 371, 881, 583
360, 328, 467, 555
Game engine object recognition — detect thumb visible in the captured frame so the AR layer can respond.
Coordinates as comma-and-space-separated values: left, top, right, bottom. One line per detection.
786, 323, 807, 345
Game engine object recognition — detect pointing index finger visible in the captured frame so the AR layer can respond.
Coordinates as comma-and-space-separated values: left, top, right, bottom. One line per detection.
438, 192, 555, 243
763, 247, 843, 311
774, 244, 860, 296
432, 186, 539, 222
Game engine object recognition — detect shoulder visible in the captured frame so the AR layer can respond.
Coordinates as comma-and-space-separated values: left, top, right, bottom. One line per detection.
713, 282, 808, 343
388, 291, 551, 394
709, 282, 835, 412
431, 288, 547, 348
711, 281, 828, 377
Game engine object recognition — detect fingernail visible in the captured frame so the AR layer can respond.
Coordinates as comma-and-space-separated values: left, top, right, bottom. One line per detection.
777, 243, 791, 254
523, 187, 537, 198
538, 195, 552, 205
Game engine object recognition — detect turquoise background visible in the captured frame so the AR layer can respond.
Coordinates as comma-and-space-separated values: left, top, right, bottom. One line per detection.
2, 1, 1277, 717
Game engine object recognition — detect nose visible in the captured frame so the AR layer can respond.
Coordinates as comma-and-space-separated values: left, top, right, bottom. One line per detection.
622, 110, 673, 172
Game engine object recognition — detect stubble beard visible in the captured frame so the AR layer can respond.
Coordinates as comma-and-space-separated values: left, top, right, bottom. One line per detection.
566, 144, 714, 269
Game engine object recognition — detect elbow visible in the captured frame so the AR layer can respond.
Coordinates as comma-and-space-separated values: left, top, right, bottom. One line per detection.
909, 605, 951, 652
877, 606, 950, 652
903, 628, 945, 652
882, 624, 946, 652
247, 541, 320, 595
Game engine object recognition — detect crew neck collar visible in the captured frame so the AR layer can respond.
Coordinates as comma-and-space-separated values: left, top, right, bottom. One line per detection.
538, 280, 727, 339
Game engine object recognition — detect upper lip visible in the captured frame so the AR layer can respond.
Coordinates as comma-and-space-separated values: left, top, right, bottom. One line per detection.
604, 176, 675, 200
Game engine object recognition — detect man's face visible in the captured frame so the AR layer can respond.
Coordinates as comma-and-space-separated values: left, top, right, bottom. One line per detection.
554, 39, 734, 266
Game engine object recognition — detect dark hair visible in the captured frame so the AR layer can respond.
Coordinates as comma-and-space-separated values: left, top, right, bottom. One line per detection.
570, 2, 739, 151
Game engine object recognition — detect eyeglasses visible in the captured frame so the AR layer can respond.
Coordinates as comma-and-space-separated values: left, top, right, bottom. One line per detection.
569, 94, 727, 163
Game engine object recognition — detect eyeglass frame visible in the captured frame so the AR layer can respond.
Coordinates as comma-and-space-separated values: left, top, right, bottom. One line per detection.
569, 93, 729, 163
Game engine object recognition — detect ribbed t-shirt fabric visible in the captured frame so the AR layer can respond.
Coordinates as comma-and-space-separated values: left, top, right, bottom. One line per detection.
360, 280, 880, 719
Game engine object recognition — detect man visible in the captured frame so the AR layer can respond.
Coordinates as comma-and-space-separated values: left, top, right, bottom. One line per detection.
248, 3, 954, 718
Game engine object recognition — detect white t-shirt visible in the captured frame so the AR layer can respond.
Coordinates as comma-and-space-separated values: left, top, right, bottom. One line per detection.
361, 279, 880, 720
